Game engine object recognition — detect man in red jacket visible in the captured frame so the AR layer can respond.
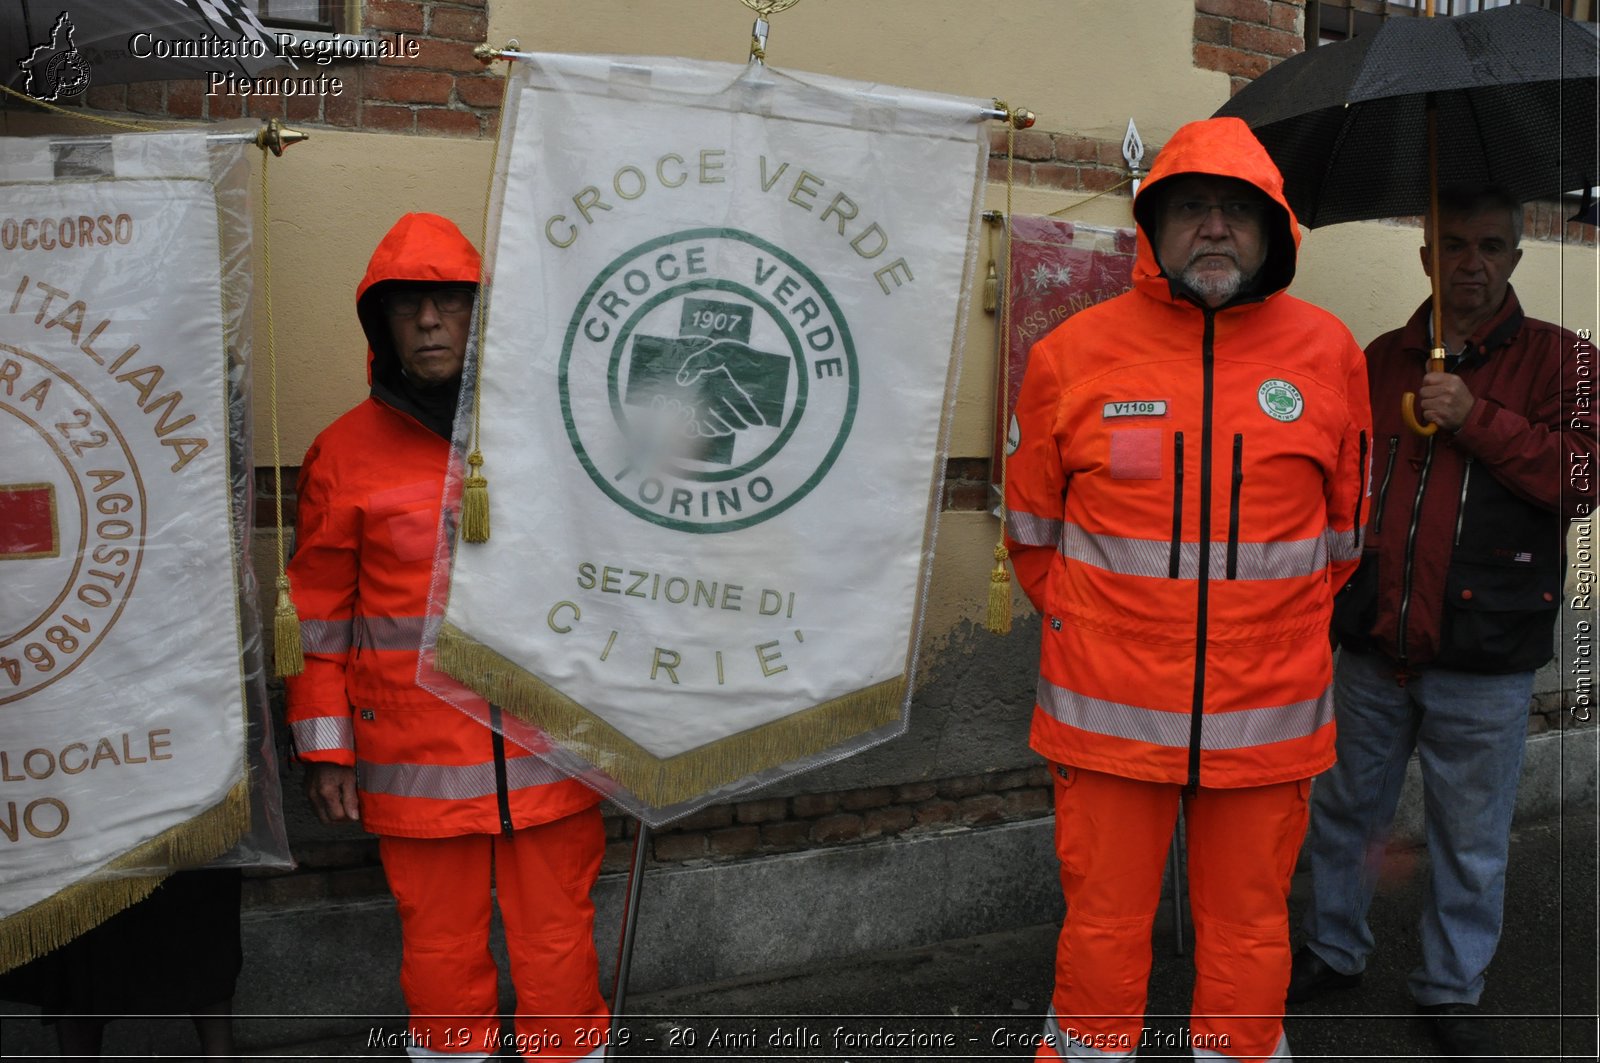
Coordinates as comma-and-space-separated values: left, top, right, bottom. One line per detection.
286, 214, 609, 1061
1006, 117, 1370, 1062
1292, 186, 1595, 1061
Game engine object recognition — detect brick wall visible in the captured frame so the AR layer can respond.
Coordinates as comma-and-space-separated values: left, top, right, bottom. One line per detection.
600, 767, 1054, 874
1193, 0, 1307, 95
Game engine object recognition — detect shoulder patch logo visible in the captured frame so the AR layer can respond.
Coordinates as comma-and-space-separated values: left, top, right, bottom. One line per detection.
1257, 379, 1304, 422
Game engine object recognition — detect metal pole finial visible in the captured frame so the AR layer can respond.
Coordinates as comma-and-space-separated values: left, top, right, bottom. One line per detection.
255, 117, 309, 157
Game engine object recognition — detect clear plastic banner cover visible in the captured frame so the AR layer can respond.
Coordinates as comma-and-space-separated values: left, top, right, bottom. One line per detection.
421, 55, 989, 825
0, 127, 289, 972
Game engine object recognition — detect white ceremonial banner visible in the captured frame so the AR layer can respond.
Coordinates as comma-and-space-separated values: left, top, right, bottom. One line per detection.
0, 132, 250, 969
428, 54, 989, 822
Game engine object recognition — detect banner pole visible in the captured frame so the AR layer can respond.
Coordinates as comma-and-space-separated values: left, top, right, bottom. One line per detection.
609, 820, 652, 1037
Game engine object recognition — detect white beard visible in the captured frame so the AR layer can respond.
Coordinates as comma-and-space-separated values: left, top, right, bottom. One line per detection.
1178, 246, 1259, 307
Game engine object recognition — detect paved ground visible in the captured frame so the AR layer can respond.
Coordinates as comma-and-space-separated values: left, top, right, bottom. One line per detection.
605, 808, 1598, 1063
4, 808, 1595, 1060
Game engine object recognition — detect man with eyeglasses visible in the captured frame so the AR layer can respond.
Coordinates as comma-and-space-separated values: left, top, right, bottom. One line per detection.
1293, 186, 1594, 1061
1005, 117, 1370, 1061
285, 213, 609, 1061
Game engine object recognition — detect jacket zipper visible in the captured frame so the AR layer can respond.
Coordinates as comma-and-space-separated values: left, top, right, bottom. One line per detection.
488, 704, 514, 835
1453, 457, 1473, 547
1188, 312, 1217, 791
1373, 436, 1399, 534
1396, 436, 1437, 668
1226, 433, 1244, 579
1169, 432, 1185, 578
1353, 430, 1368, 550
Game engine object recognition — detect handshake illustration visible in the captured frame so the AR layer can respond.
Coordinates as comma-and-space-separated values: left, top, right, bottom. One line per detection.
624, 299, 790, 465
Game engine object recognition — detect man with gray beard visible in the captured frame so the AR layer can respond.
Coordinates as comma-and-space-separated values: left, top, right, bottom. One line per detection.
1005, 116, 1370, 1062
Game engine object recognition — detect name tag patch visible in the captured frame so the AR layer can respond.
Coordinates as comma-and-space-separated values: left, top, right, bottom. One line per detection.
1103, 400, 1168, 419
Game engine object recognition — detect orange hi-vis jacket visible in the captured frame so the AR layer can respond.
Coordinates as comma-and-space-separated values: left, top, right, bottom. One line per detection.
285, 213, 598, 838
1005, 118, 1372, 790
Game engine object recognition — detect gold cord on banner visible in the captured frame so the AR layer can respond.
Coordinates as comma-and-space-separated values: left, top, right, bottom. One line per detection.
260, 146, 305, 677
986, 104, 1019, 636
1046, 174, 1135, 219
458, 61, 520, 545
0, 82, 162, 131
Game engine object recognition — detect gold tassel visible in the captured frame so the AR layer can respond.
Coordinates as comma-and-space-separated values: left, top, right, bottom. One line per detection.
986, 541, 1012, 635
982, 258, 998, 313
273, 573, 304, 676
461, 449, 490, 543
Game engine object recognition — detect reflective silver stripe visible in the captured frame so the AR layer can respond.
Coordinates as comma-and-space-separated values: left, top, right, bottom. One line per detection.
1327, 522, 1364, 564
300, 618, 353, 654
359, 753, 569, 800
358, 615, 429, 651
291, 715, 354, 754
1009, 508, 1064, 548
1194, 1031, 1290, 1061
1038, 679, 1333, 750
1041, 1007, 1136, 1061
299, 616, 432, 654
1061, 523, 1329, 581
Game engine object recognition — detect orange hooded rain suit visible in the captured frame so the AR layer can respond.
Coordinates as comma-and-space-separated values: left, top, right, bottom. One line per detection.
285, 214, 608, 1060
1005, 118, 1371, 1061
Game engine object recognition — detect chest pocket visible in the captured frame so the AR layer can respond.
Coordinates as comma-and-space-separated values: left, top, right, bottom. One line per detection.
367, 480, 443, 563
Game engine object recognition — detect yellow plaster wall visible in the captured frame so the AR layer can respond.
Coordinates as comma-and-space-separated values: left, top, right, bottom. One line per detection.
245, 134, 494, 449
488, 0, 1229, 142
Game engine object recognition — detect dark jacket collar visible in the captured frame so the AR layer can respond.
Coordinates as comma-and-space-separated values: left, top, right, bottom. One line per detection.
1397, 285, 1526, 370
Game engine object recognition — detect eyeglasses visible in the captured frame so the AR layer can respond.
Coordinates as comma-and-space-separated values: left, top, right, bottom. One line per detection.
383, 286, 475, 316
1165, 198, 1267, 226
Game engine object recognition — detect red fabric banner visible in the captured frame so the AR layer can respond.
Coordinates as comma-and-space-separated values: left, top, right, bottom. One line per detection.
992, 217, 1138, 496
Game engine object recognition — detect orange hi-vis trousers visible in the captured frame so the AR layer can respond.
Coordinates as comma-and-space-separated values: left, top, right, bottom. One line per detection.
1035, 766, 1309, 1062
378, 807, 609, 1061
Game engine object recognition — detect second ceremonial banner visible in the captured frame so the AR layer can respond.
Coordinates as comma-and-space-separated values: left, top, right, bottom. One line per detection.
424, 52, 993, 823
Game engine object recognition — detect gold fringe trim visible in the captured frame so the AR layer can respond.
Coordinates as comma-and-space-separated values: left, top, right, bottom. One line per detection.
0, 777, 250, 975
985, 542, 1013, 635
437, 623, 903, 807
460, 450, 490, 544
273, 573, 305, 677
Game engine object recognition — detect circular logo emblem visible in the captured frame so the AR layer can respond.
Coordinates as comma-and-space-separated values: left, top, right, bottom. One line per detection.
1, 348, 145, 705
43, 49, 92, 100
1257, 378, 1304, 422
1005, 413, 1020, 456
561, 228, 857, 534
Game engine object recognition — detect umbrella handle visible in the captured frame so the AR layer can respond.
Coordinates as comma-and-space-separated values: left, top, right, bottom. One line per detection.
1402, 350, 1449, 437
1401, 392, 1437, 437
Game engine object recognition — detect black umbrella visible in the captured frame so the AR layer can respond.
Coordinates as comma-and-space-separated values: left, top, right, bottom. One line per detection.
1215, 3, 1598, 229
1217, 2, 1597, 436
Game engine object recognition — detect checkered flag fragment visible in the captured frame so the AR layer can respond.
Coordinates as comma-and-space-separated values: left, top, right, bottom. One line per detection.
181, 0, 277, 49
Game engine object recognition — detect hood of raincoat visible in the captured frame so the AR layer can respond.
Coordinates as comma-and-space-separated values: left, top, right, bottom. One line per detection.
355, 212, 482, 392
1130, 116, 1300, 307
